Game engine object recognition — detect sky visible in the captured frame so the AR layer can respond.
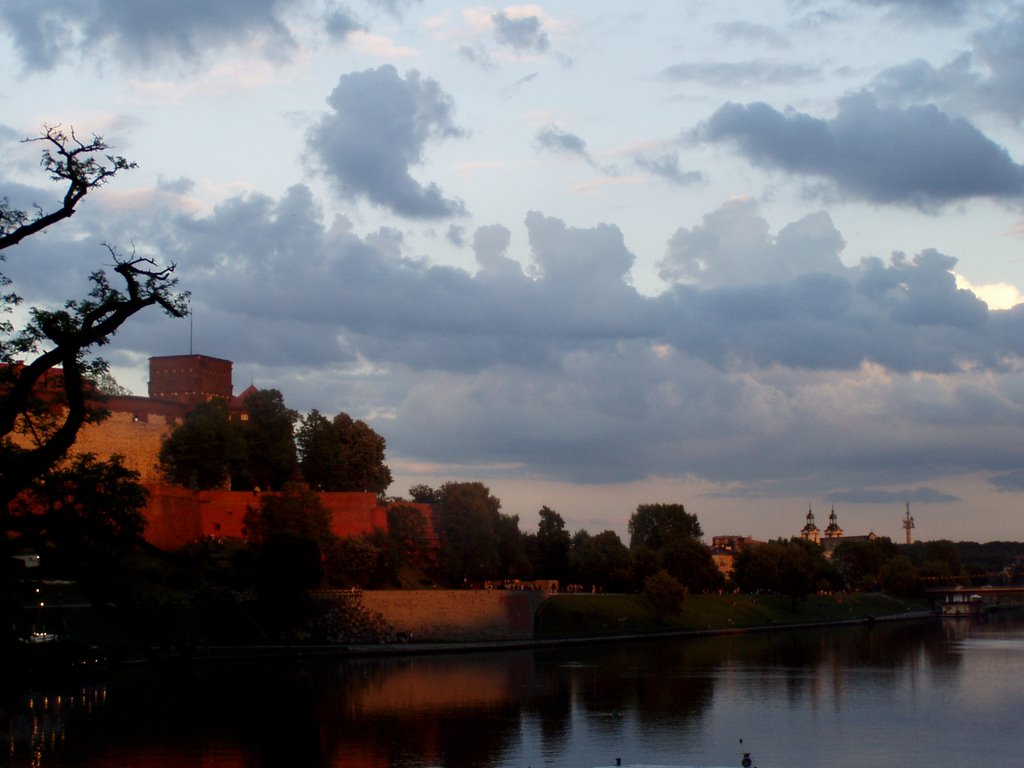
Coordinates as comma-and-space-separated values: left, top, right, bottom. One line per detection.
2, 0, 1024, 545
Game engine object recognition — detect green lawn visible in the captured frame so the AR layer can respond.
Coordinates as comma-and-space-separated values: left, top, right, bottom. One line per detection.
535, 592, 928, 639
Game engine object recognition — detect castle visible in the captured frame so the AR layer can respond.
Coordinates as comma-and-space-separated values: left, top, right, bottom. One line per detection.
61, 354, 422, 550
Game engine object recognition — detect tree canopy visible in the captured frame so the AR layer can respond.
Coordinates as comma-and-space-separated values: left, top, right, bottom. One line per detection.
296, 409, 392, 493
159, 398, 241, 489
231, 388, 297, 491
628, 503, 703, 550
8, 453, 148, 603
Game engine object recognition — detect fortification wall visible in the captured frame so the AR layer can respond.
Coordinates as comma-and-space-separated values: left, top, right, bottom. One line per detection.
137, 487, 394, 550
360, 590, 547, 642
143, 485, 204, 551
72, 404, 180, 483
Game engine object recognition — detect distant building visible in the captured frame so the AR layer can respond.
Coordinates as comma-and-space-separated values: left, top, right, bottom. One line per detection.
800, 507, 821, 544
800, 506, 876, 558
824, 507, 844, 539
710, 534, 760, 580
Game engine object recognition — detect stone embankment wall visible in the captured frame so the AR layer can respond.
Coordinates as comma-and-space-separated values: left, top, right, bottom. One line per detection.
360, 590, 548, 642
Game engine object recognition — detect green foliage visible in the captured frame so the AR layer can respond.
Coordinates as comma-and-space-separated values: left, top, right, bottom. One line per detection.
243, 482, 333, 546
643, 569, 687, 616
733, 538, 834, 608
408, 484, 440, 503
495, 511, 530, 579
628, 503, 703, 550
624, 503, 719, 594
296, 409, 392, 493
295, 410, 341, 488
435, 481, 504, 584
232, 389, 297, 491
386, 503, 434, 571
659, 537, 725, 593
832, 537, 899, 591
879, 555, 921, 596
7, 453, 148, 604
323, 530, 403, 588
532, 506, 571, 582
570, 530, 633, 591
159, 398, 242, 489
244, 483, 337, 634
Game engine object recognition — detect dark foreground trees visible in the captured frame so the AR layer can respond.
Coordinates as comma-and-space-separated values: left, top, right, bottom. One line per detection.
1, 126, 187, 510
8, 453, 148, 605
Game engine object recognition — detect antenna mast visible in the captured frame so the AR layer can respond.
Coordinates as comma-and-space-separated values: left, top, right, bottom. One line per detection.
902, 501, 915, 545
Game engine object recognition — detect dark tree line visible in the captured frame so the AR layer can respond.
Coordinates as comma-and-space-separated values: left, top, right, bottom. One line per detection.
159, 392, 392, 494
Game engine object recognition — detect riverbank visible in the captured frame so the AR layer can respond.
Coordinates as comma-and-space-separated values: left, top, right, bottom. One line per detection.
6, 591, 932, 671
535, 591, 928, 639
172, 591, 934, 662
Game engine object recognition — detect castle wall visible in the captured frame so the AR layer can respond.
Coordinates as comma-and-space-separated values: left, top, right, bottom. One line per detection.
138, 486, 395, 550
359, 589, 546, 642
143, 485, 204, 551
73, 405, 180, 483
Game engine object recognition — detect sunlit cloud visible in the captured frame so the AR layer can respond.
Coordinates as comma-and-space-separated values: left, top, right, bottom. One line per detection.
955, 273, 1023, 310
348, 30, 420, 58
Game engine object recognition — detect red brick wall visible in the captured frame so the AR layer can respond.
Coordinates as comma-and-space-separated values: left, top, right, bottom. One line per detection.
148, 354, 233, 406
139, 486, 397, 550
142, 485, 204, 551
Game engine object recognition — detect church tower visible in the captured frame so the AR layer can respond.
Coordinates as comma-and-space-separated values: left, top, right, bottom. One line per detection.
800, 506, 820, 544
824, 506, 844, 539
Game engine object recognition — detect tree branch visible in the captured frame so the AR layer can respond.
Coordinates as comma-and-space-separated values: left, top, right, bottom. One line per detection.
0, 125, 136, 252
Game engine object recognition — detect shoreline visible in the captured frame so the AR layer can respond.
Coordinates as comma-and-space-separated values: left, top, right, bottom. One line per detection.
181, 608, 937, 663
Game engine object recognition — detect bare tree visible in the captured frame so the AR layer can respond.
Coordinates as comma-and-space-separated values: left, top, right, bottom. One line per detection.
0, 125, 188, 510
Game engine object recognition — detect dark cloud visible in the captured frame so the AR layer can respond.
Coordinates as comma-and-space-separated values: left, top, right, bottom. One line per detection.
324, 5, 364, 41
491, 11, 549, 54
662, 60, 818, 87
869, 55, 974, 110
635, 153, 703, 187
0, 0, 300, 71
365, 0, 421, 17
459, 44, 496, 72
869, 11, 1024, 123
306, 65, 468, 219
9, 173, 1024, 497
698, 92, 1024, 207
501, 72, 538, 99
828, 488, 960, 504
851, 0, 974, 25
989, 470, 1024, 491
535, 125, 589, 158
472, 224, 522, 280
535, 125, 614, 174
716, 21, 789, 48
446, 223, 466, 248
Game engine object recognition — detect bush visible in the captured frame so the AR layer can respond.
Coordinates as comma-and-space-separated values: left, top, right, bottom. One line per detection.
644, 569, 687, 616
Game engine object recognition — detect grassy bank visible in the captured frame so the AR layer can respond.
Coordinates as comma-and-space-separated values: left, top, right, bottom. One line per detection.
536, 592, 928, 639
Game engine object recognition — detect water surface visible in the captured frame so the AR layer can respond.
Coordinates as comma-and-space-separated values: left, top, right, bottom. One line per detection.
5, 612, 1023, 768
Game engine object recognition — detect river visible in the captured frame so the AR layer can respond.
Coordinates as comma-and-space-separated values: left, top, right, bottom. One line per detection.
4, 611, 1023, 768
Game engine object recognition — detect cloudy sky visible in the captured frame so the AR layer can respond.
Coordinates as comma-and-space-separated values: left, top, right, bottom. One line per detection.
3, 0, 1024, 544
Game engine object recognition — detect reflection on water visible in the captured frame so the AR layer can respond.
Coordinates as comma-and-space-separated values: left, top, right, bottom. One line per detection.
3, 612, 1023, 768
